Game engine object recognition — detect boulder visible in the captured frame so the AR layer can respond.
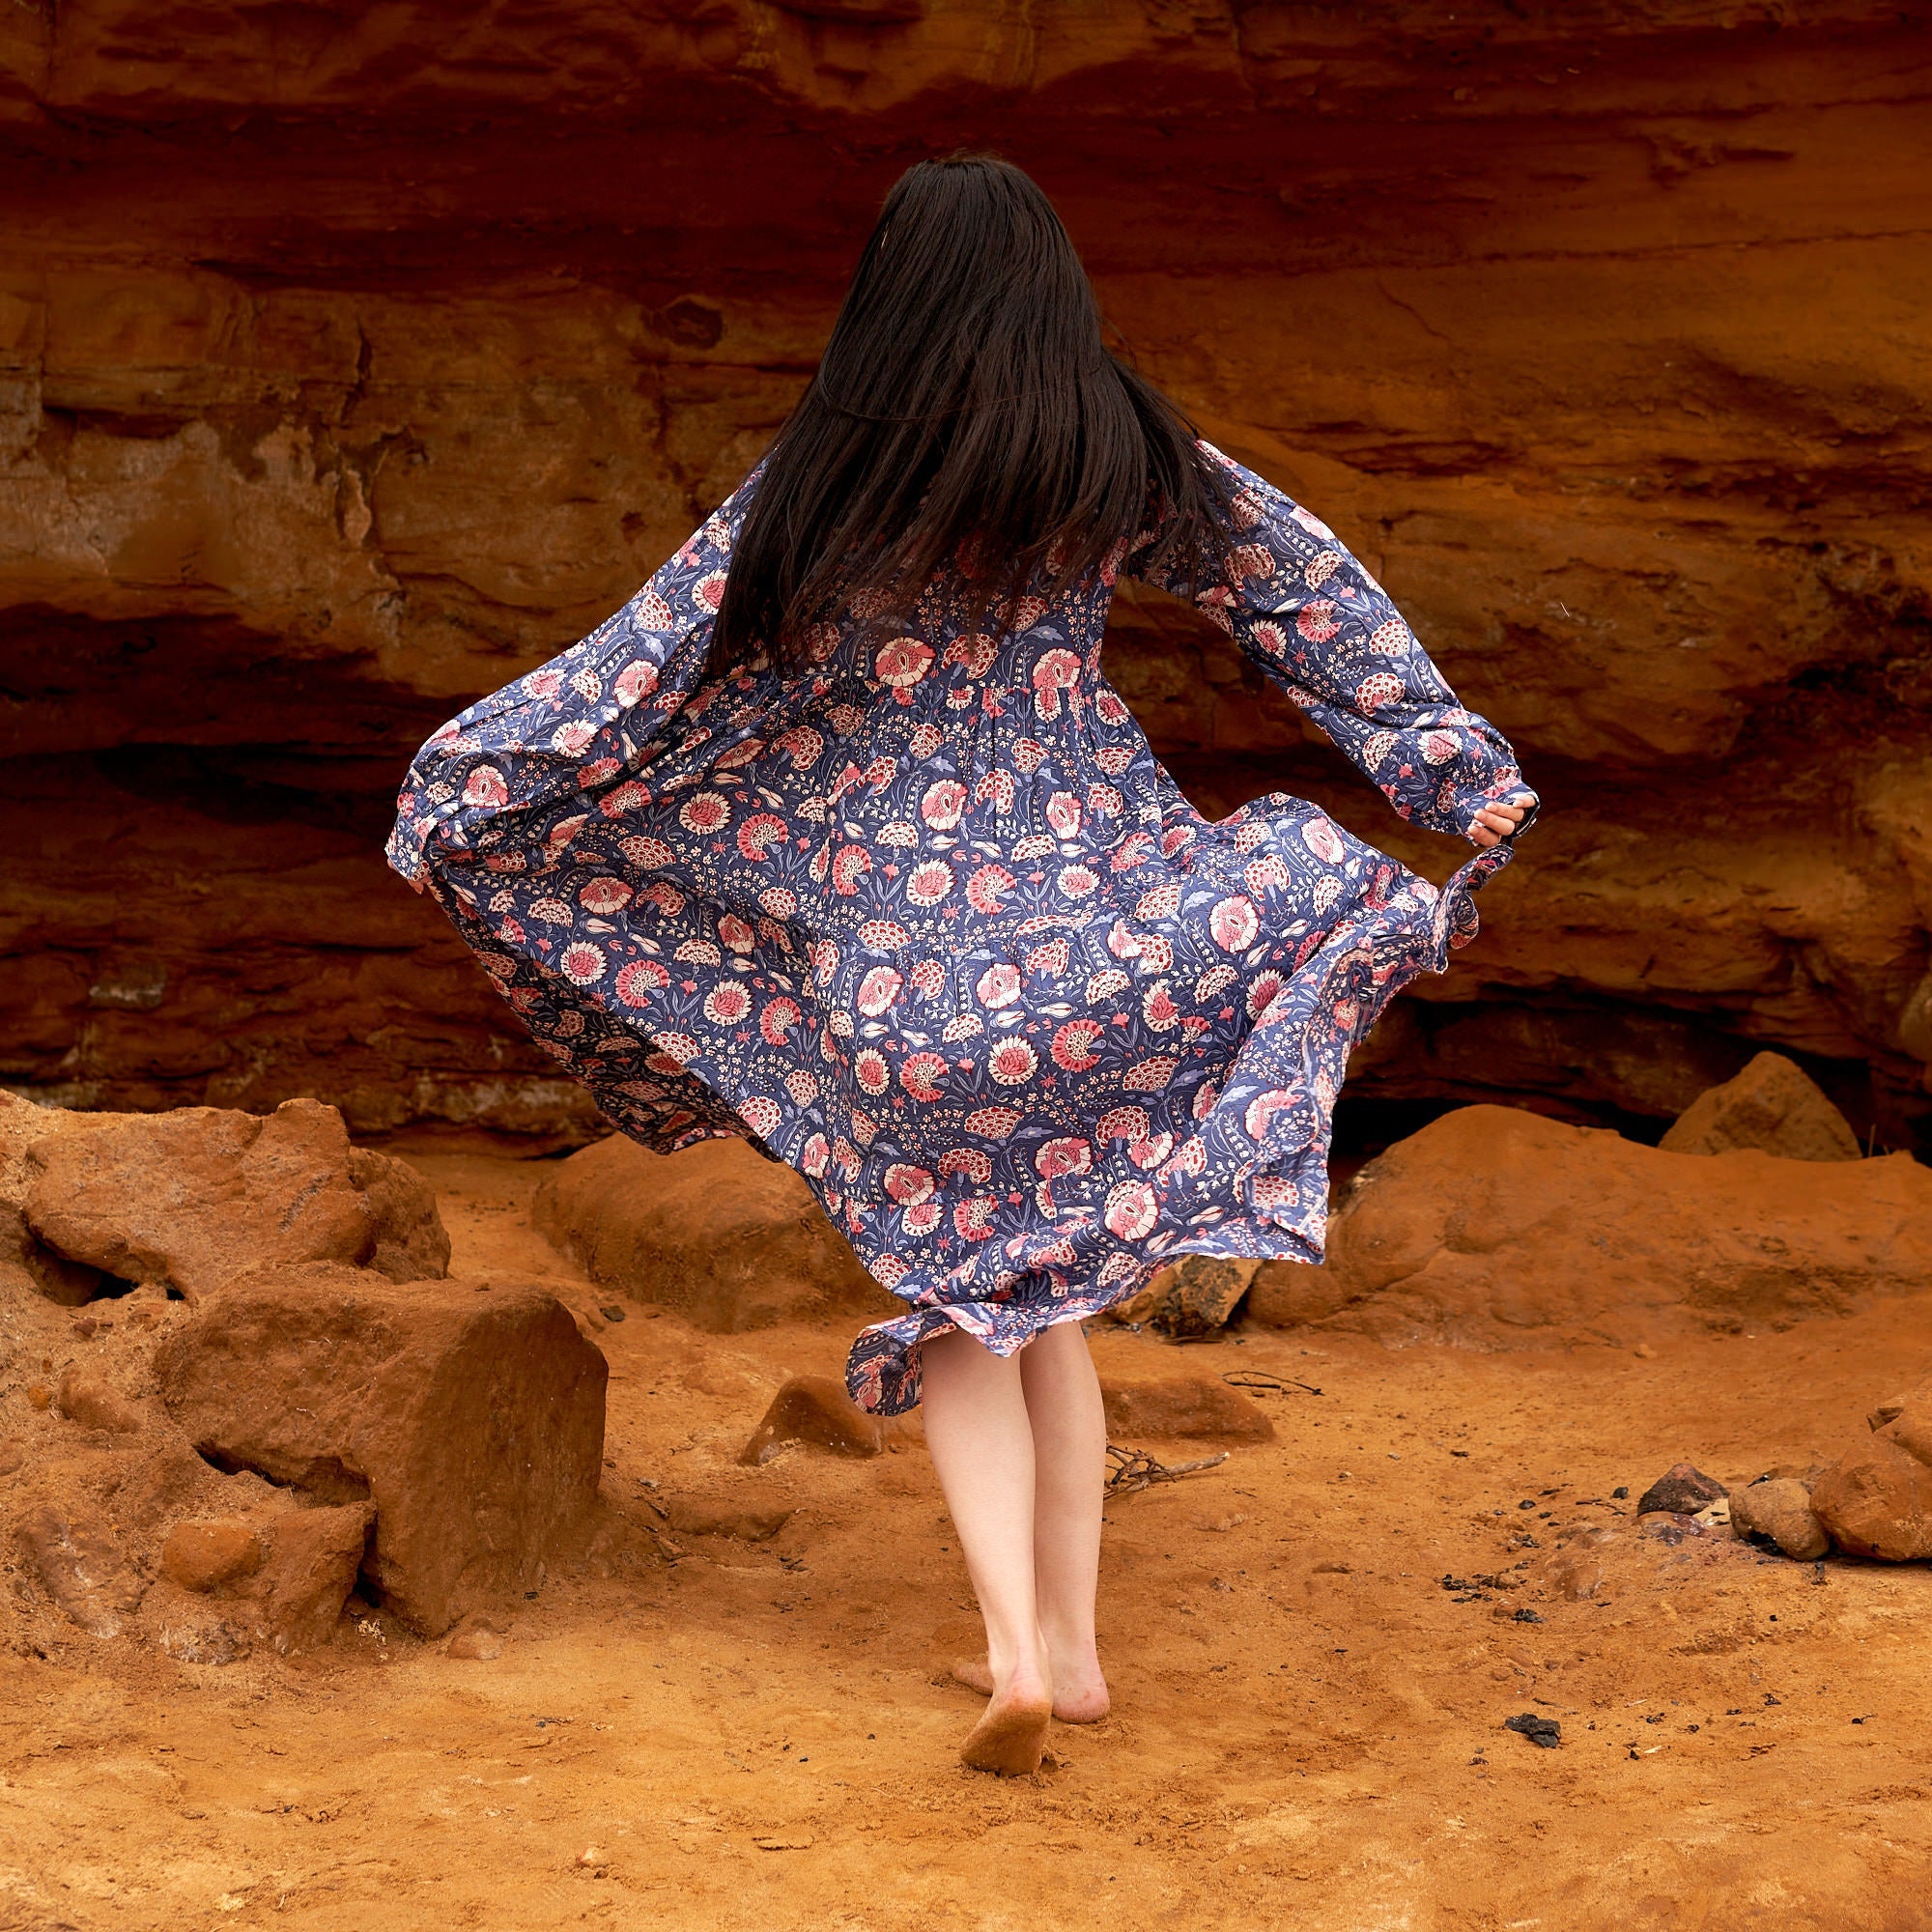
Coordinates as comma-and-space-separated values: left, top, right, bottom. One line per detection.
153, 1263, 607, 1634
1729, 1477, 1830, 1561
1659, 1052, 1861, 1162
1246, 1105, 1932, 1346
15, 1505, 148, 1638
0, 1092, 128, 1302
1810, 1385, 1932, 1562
348, 1147, 453, 1282
1113, 1257, 1259, 1339
21, 1098, 449, 1300
533, 1134, 895, 1332
1100, 1378, 1275, 1443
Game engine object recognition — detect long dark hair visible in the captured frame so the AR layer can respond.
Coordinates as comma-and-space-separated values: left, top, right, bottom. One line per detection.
710, 153, 1234, 674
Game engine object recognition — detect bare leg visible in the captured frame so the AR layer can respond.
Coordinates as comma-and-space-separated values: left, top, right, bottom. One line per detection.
1019, 1320, 1110, 1720
950, 1320, 1111, 1722
920, 1325, 1053, 1774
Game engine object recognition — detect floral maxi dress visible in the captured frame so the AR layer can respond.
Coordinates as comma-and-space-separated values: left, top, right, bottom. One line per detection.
387, 444, 1536, 1413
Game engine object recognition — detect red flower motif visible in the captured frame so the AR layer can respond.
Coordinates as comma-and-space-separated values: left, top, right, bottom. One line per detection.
884, 1163, 934, 1205
857, 966, 902, 1017
462, 766, 508, 808
966, 864, 1016, 915
614, 958, 669, 1007
1208, 895, 1260, 952
1103, 1180, 1157, 1240
900, 1051, 948, 1102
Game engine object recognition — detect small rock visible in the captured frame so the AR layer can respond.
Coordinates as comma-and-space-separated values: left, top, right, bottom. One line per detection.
1099, 1378, 1275, 1443
1634, 1463, 1727, 1517
161, 1521, 266, 1593
577, 1847, 608, 1868
740, 1376, 886, 1464
1116, 1257, 1260, 1339
446, 1618, 504, 1660
0, 1437, 22, 1478
17, 1505, 148, 1637
1728, 1477, 1830, 1561
26, 1383, 51, 1410
599, 1305, 627, 1323
1868, 1394, 1912, 1432
252, 1502, 375, 1653
56, 1367, 144, 1435
1502, 1712, 1561, 1748
1810, 1388, 1932, 1561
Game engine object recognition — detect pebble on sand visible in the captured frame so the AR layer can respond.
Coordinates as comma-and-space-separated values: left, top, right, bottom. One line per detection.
1634, 1463, 1727, 1518
1503, 1713, 1562, 1749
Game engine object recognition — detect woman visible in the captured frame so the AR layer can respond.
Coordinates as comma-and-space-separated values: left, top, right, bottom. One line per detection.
388, 155, 1535, 1776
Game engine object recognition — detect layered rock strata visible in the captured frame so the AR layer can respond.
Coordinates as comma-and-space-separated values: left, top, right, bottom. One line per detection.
1, 3, 1927, 1149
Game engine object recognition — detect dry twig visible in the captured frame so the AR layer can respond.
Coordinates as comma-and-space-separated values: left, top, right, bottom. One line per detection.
1105, 1443, 1229, 1496
1221, 1369, 1322, 1396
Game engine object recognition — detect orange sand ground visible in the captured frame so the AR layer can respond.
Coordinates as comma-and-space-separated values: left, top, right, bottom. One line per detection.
6, 1152, 1930, 1930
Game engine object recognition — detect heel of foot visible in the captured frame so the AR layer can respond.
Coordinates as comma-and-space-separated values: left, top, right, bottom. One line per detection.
959, 1700, 1052, 1776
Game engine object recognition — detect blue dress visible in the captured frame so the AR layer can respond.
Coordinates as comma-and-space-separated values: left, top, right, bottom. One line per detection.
387, 444, 1535, 1413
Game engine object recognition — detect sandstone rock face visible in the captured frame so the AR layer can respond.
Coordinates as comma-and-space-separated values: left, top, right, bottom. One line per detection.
153, 1263, 607, 1634
1810, 1386, 1932, 1562
1246, 1106, 1932, 1346
535, 1135, 893, 1333
21, 1098, 448, 1298
0, 7, 1926, 1155
1660, 1053, 1863, 1162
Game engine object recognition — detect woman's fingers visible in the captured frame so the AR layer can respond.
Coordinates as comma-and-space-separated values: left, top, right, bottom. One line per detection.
1469, 800, 1529, 847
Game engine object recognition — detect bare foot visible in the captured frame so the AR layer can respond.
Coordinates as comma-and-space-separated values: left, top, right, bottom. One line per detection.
952, 1655, 1111, 1724
959, 1687, 1052, 1776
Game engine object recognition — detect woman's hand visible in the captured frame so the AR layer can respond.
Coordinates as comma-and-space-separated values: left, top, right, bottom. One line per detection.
1467, 794, 1536, 849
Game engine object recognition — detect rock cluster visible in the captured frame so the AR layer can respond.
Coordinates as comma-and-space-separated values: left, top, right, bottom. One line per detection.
1249, 1103, 1932, 1347
1810, 1383, 1932, 1562
1625, 1385, 1932, 1567
2, 1094, 606, 1657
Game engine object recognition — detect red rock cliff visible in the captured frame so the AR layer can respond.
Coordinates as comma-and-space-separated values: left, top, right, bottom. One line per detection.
3, 2, 1928, 1151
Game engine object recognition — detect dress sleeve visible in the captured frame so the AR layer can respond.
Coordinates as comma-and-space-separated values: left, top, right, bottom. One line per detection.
385, 475, 754, 890
1123, 443, 1537, 843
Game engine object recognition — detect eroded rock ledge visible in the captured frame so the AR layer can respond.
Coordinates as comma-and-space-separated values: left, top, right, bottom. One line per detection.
2, 3, 1927, 1150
